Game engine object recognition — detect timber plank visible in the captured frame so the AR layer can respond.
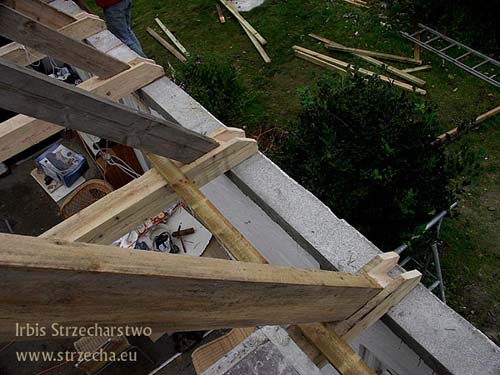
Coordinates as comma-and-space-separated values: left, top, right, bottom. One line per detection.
154, 18, 188, 56
0, 233, 380, 339
0, 15, 105, 66
147, 153, 268, 264
0, 5, 129, 78
0, 60, 164, 161
41, 130, 258, 243
147, 27, 187, 63
308, 34, 426, 87
0, 58, 217, 163
1, 0, 76, 28
325, 43, 422, 65
219, 0, 267, 45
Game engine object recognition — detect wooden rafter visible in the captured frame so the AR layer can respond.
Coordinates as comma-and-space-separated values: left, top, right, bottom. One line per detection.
0, 58, 218, 163
0, 4, 128, 78
0, 233, 381, 340
0, 13, 106, 66
0, 0, 76, 29
0, 58, 164, 162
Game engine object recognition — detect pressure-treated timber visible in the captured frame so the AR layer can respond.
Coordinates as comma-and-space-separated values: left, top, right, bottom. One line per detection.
0, 59, 165, 161
0, 233, 381, 339
0, 0, 76, 29
219, 0, 267, 45
41, 129, 258, 243
147, 27, 187, 63
0, 14, 106, 66
0, 4, 129, 78
309, 33, 426, 86
147, 153, 268, 264
300, 323, 376, 375
294, 46, 426, 95
154, 17, 188, 56
325, 43, 422, 65
295, 50, 347, 74
0, 58, 217, 163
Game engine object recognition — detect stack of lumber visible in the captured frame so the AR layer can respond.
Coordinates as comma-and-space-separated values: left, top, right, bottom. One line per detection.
293, 33, 429, 95
219, 0, 270, 63
147, 18, 188, 63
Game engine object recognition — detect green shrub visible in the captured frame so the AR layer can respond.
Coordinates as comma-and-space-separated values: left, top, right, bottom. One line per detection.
177, 56, 249, 126
278, 74, 476, 249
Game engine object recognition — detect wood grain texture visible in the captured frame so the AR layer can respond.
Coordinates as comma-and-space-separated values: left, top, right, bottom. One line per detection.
0, 233, 380, 339
0, 15, 105, 66
300, 323, 376, 375
0, 60, 164, 161
41, 130, 258, 243
147, 153, 268, 264
1, 0, 76, 28
0, 5, 128, 78
0, 58, 217, 163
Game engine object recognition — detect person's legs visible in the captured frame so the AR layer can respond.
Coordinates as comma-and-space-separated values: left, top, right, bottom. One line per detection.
104, 0, 145, 56
124, 1, 145, 56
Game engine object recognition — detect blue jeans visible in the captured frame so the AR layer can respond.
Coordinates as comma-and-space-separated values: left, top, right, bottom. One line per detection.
104, 0, 145, 57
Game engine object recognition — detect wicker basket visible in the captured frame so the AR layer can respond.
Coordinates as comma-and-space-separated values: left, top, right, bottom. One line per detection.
60, 179, 114, 219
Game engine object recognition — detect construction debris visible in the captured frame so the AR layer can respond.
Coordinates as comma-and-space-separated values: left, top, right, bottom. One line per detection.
293, 45, 426, 95
309, 33, 426, 87
154, 17, 189, 57
216, 3, 226, 23
401, 65, 432, 73
343, 0, 369, 8
435, 105, 500, 144
147, 27, 187, 63
219, 0, 270, 63
325, 43, 422, 65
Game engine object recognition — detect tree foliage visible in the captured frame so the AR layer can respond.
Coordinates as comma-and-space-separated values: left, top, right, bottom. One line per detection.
278, 74, 474, 249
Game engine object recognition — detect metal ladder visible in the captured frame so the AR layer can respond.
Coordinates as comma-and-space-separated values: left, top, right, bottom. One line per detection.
400, 24, 500, 88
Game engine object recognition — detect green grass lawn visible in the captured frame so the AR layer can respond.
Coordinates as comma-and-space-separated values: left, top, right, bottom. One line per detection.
97, 0, 500, 341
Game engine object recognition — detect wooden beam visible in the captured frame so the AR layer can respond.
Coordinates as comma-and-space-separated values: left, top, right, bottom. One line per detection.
0, 233, 381, 339
295, 50, 348, 73
0, 58, 217, 163
300, 323, 376, 375
0, 59, 164, 161
219, 0, 267, 45
41, 129, 258, 243
476, 104, 500, 124
325, 43, 422, 65
154, 18, 188, 57
1, 0, 76, 29
215, 3, 225, 23
146, 147, 382, 374
340, 270, 421, 342
435, 104, 500, 144
0, 14, 106, 66
401, 65, 432, 73
146, 153, 268, 264
0, 4, 129, 78
309, 33, 426, 87
293, 46, 426, 95
147, 27, 187, 63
